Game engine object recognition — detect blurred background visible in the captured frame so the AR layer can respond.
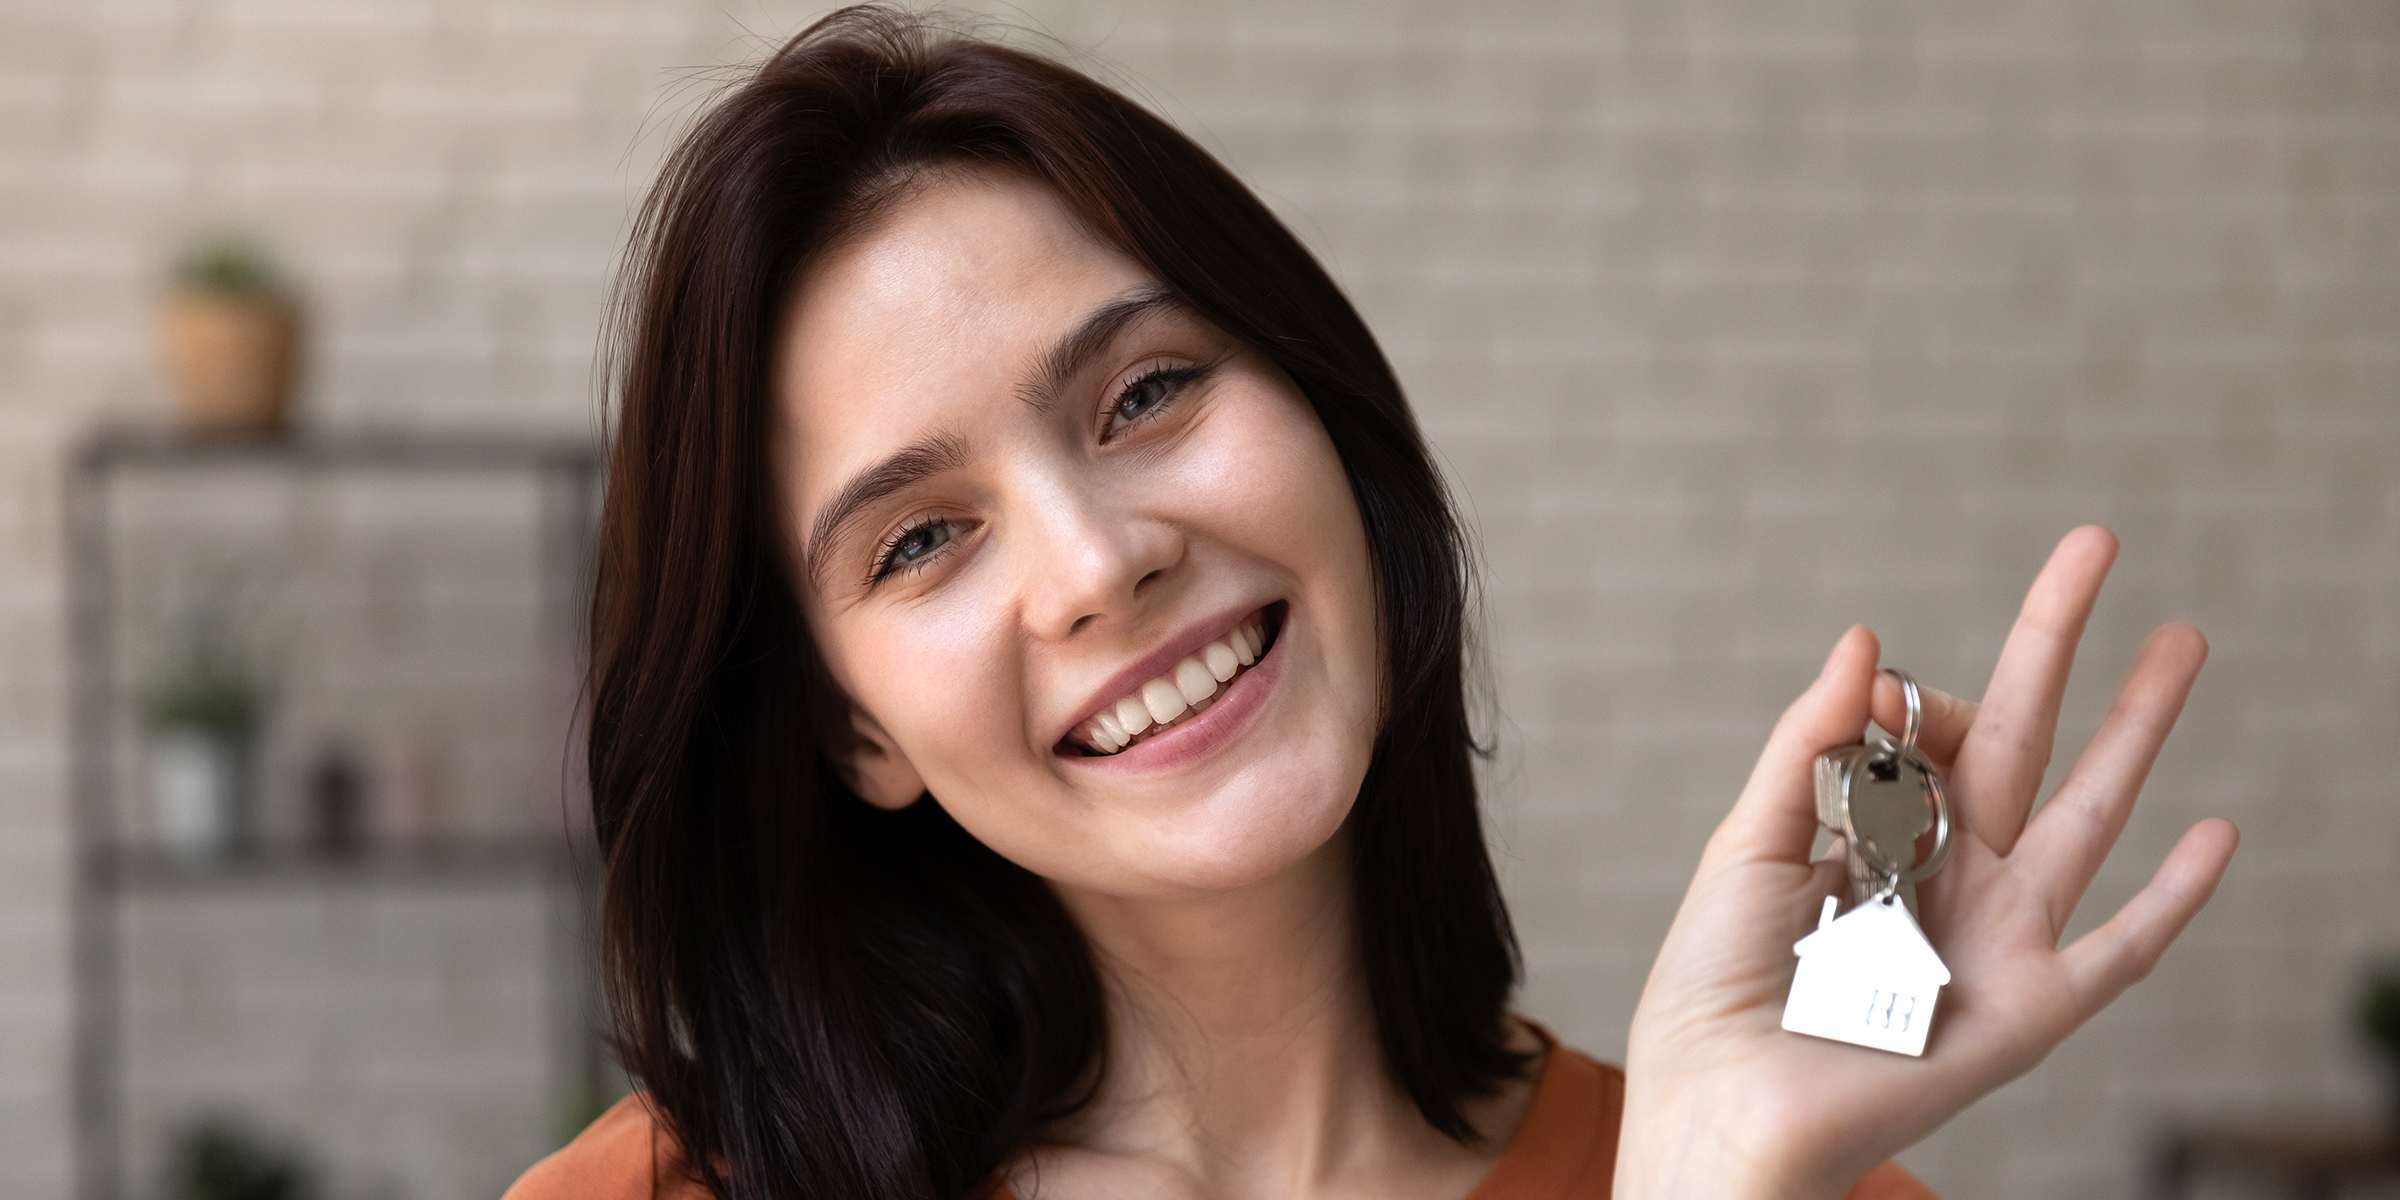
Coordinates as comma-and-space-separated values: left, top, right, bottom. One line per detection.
2, 2, 2397, 1198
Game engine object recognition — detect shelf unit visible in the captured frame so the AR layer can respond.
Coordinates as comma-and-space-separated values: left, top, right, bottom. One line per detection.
66, 427, 608, 1200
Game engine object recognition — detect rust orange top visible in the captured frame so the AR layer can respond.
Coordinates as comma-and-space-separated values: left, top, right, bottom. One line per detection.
506, 1043, 1935, 1200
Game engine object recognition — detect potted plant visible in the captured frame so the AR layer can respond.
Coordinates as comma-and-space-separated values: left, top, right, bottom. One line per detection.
2360, 956, 2400, 1138
137, 584, 273, 864
160, 232, 299, 434
164, 1115, 314, 1200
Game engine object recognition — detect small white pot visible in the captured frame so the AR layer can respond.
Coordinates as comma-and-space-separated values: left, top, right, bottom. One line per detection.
149, 731, 247, 863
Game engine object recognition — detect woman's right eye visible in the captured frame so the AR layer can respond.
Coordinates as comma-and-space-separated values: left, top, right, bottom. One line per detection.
870, 517, 958, 584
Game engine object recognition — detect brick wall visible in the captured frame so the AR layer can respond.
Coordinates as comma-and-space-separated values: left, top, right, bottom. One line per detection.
2, 2, 2394, 1197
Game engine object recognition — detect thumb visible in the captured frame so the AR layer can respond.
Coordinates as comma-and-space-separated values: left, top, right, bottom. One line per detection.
1706, 625, 1878, 869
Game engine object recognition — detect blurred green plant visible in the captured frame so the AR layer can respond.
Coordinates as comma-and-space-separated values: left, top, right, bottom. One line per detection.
136, 579, 273, 739
163, 1116, 313, 1200
172, 232, 283, 299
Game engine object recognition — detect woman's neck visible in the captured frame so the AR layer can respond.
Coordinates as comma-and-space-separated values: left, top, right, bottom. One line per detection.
1022, 833, 1537, 1200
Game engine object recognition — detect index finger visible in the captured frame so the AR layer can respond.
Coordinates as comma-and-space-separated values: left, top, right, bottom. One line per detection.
1951, 526, 2118, 856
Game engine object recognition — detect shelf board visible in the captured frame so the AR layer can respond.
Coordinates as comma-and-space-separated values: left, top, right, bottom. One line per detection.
95, 837, 591, 893
74, 425, 602, 474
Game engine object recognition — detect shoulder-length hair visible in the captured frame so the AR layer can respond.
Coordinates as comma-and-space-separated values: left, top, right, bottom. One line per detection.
588, 7, 1524, 1198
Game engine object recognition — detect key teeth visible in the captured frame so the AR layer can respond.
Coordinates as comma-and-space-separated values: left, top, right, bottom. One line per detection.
1814, 752, 1849, 828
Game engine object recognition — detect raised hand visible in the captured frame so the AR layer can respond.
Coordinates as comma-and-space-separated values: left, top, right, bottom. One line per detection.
1612, 527, 2240, 1200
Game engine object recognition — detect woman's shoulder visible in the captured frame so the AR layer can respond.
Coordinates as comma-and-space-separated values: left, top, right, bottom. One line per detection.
502, 1094, 710, 1200
1489, 1037, 1936, 1200
505, 1048, 1935, 1200
1464, 1038, 1622, 1197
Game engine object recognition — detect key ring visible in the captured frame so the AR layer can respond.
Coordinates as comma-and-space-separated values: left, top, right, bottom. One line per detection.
1884, 667, 1922, 758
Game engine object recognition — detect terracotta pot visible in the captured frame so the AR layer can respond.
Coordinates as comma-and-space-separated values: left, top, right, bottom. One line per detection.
160, 292, 297, 433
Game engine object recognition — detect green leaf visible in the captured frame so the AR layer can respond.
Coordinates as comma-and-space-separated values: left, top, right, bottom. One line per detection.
172, 232, 283, 299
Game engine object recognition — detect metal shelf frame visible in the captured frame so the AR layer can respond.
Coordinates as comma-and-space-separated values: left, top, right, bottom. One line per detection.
65, 426, 607, 1200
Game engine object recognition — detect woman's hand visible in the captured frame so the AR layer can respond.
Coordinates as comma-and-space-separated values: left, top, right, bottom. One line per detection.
1612, 526, 2240, 1199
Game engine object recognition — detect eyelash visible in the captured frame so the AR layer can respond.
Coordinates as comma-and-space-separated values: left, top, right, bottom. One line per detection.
1103, 362, 1209, 439
864, 362, 1213, 587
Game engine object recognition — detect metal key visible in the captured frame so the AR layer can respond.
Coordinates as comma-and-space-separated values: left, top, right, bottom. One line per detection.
1812, 670, 1953, 921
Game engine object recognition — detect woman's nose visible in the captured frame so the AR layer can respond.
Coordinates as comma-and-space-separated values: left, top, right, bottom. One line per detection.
1016, 475, 1184, 641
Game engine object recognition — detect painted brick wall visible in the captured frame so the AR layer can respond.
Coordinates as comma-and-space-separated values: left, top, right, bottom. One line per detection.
3, 2, 2395, 1198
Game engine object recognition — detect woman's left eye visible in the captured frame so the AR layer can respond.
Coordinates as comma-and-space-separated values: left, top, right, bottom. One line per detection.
1103, 364, 1207, 440
870, 517, 959, 584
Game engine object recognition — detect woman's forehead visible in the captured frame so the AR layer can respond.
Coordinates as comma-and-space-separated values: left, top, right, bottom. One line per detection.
772, 171, 1158, 530
784, 172, 1144, 389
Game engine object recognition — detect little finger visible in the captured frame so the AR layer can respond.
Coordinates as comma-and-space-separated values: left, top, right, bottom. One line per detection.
2058, 817, 2239, 1017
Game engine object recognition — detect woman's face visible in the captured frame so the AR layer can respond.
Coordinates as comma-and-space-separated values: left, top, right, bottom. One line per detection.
774, 170, 1382, 901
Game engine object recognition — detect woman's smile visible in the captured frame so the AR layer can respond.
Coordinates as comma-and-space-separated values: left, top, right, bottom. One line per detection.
1058, 601, 1282, 762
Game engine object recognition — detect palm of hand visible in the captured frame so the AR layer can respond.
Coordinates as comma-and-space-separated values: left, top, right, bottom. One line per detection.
1616, 528, 2239, 1199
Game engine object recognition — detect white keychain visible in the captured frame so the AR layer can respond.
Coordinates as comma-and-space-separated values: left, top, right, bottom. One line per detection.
1783, 889, 1951, 1056
1783, 668, 1956, 1057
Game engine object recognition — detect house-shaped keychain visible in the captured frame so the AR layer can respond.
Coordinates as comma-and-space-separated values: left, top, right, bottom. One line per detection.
1781, 893, 1951, 1057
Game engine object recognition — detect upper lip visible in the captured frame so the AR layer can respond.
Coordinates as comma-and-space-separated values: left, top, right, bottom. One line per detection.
1053, 601, 1274, 749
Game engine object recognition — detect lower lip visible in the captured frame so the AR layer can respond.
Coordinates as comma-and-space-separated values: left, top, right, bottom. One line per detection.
1063, 616, 1286, 772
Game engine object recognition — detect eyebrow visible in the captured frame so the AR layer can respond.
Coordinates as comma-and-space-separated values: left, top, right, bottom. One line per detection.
1016, 285, 1187, 412
801, 286, 1192, 587
802, 431, 970, 586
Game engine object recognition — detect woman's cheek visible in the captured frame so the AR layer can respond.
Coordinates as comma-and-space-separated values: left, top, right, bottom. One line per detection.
854, 601, 1020, 784
1240, 393, 1380, 703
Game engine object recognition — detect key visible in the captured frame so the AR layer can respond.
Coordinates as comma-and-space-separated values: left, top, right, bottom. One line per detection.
1851, 748, 1940, 920
1849, 751, 1934, 870
1787, 668, 1958, 1055
1814, 742, 1933, 919
1810, 672, 1952, 920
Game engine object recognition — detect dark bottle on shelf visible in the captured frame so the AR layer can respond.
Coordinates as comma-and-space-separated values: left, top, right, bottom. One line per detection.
308, 743, 367, 857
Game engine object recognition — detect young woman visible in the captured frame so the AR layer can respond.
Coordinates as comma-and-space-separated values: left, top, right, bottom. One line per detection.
507, 9, 2239, 1199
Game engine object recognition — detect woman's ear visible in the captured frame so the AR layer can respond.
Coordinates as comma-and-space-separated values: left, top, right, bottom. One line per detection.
835, 704, 927, 811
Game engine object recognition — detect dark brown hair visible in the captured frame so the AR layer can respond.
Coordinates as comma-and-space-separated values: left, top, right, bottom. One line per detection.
587, 8, 1525, 1198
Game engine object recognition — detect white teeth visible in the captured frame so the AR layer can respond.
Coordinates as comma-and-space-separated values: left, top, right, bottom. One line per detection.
1141, 678, 1186, 725
1078, 614, 1276, 755
1174, 658, 1216, 705
1203, 641, 1239, 682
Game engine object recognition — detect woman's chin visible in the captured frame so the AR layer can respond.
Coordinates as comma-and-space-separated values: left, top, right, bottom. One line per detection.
1083, 754, 1364, 898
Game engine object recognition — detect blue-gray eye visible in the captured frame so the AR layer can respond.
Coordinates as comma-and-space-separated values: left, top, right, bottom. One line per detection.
1105, 365, 1206, 438
872, 518, 955, 582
